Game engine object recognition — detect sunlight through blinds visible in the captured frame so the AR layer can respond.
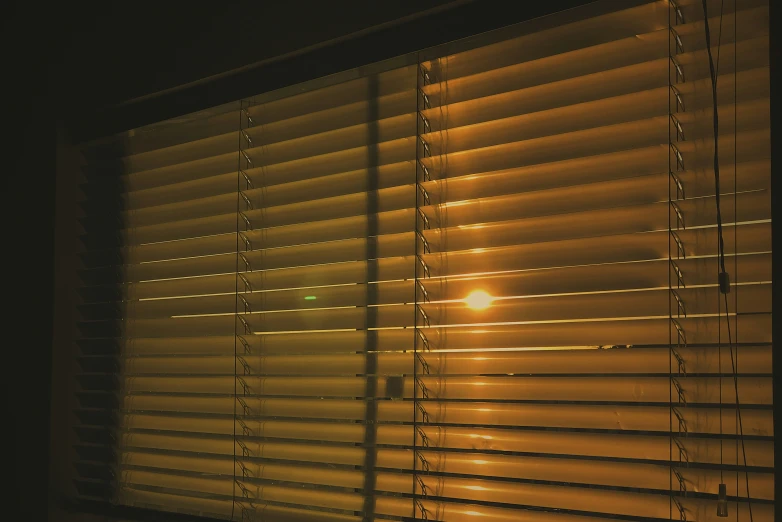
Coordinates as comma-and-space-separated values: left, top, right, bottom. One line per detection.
73, 1, 772, 521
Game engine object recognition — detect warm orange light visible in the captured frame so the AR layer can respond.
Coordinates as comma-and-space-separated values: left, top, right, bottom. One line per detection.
464, 290, 493, 310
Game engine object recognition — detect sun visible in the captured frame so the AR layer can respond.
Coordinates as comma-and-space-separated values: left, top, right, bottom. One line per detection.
464, 290, 493, 310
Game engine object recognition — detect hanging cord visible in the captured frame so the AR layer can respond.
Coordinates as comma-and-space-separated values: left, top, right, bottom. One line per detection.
724, 291, 753, 520
708, 0, 727, 487
702, 0, 728, 281
701, 1, 753, 519
733, 0, 739, 513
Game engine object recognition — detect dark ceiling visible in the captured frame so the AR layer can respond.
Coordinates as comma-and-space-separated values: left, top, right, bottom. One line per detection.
6, 0, 607, 141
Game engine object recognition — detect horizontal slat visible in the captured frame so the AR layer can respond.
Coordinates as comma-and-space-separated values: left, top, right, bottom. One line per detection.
113, 111, 415, 194
79, 147, 769, 269
423, 158, 769, 211
87, 98, 768, 241
122, 430, 774, 468
421, 5, 766, 101
80, 187, 770, 289
419, 113, 767, 178
83, 57, 767, 226
422, 94, 766, 161
78, 248, 771, 312
420, 115, 767, 186
117, 466, 773, 521
122, 161, 416, 226
122, 233, 413, 284
101, 205, 414, 249
89, 283, 766, 337
120, 402, 772, 440
120, 372, 772, 404
121, 344, 772, 376
106, 279, 770, 328
112, 313, 772, 357
80, 120, 770, 255
421, 186, 768, 234
427, 222, 769, 274
83, 87, 768, 238
119, 391, 772, 436
118, 450, 772, 501
108, 160, 416, 219
78, 144, 769, 268
243, 65, 416, 126
120, 112, 769, 234
89, 65, 416, 162
421, 62, 768, 135
81, 253, 767, 317
121, 471, 385, 515
79, 211, 765, 293
124, 183, 413, 243
100, 134, 415, 197
120, 483, 772, 522
114, 90, 417, 176
81, 193, 769, 296
82, 42, 767, 216
119, 486, 355, 522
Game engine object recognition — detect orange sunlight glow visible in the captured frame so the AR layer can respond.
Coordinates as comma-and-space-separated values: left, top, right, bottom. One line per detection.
464, 290, 493, 310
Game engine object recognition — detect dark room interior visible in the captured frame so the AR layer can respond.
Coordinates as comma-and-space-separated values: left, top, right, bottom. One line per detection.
4, 1, 779, 521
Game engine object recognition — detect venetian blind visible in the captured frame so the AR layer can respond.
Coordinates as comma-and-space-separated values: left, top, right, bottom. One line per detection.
73, 0, 772, 521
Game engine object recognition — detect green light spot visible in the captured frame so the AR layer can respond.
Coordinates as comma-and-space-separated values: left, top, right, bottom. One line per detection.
304, 296, 317, 300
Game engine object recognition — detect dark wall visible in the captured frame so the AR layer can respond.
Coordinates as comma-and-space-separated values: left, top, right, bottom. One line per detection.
5, 3, 57, 521
769, 0, 781, 511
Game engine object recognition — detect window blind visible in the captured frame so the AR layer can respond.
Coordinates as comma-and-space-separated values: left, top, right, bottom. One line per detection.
73, 0, 772, 521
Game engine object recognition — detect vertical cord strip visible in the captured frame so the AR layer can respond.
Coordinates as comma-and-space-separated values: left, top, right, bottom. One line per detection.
667, 3, 675, 518
230, 102, 243, 522
412, 53, 423, 521
733, 2, 739, 515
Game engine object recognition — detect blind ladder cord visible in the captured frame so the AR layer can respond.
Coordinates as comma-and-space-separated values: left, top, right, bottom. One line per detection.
701, 1, 753, 519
